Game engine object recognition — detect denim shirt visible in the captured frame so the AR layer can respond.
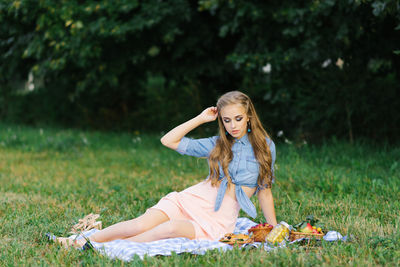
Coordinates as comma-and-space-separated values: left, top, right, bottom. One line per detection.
176, 133, 276, 218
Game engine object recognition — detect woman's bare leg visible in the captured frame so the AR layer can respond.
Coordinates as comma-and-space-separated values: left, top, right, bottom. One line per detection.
56, 209, 169, 247
124, 220, 196, 242
89, 209, 169, 242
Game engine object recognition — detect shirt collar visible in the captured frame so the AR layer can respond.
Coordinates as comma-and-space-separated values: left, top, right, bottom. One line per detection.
234, 133, 250, 145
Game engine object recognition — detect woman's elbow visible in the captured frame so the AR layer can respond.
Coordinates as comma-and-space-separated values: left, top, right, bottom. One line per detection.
160, 137, 179, 150
160, 135, 171, 147
160, 136, 166, 146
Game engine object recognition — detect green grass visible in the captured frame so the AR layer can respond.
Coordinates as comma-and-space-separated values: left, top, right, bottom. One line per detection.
0, 123, 399, 266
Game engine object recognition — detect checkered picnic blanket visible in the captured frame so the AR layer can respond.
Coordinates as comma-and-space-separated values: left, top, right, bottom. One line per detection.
75, 217, 255, 261
65, 217, 345, 261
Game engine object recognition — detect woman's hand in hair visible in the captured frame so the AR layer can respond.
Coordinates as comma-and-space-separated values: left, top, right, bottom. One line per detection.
160, 107, 217, 149
198, 107, 218, 123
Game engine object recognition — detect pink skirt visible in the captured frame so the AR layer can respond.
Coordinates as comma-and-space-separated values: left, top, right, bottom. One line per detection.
148, 180, 240, 240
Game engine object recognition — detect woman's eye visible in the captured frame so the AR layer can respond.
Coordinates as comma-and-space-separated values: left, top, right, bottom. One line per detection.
224, 118, 242, 123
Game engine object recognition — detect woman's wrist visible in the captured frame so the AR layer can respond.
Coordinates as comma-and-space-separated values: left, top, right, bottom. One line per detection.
194, 114, 207, 125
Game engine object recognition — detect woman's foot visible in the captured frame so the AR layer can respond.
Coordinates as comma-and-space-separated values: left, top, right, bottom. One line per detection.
56, 237, 87, 249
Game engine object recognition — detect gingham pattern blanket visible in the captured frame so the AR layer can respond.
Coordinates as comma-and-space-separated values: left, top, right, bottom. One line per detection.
56, 217, 345, 261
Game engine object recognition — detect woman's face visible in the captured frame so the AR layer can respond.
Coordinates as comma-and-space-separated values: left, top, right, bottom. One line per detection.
220, 104, 249, 139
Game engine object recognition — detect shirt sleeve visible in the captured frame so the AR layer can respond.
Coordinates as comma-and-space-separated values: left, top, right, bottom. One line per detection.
175, 136, 219, 158
256, 138, 276, 192
268, 138, 276, 180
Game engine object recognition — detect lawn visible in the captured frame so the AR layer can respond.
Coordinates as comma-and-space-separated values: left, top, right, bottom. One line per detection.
0, 124, 399, 266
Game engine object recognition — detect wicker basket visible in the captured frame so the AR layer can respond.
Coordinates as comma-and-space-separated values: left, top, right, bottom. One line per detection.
247, 226, 273, 242
290, 231, 325, 242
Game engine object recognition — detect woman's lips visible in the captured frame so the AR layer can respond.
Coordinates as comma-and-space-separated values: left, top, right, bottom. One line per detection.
232, 130, 239, 134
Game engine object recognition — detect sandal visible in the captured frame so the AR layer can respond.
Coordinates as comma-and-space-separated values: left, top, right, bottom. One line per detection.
70, 213, 102, 234
82, 240, 94, 251
45, 233, 92, 250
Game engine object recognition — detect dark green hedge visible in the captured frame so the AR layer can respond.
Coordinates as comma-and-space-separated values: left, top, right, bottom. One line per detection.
1, 0, 399, 142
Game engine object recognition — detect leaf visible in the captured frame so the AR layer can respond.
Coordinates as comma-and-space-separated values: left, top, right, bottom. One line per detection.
305, 214, 314, 222
300, 222, 308, 229
305, 215, 319, 225
293, 221, 305, 230
294, 221, 308, 231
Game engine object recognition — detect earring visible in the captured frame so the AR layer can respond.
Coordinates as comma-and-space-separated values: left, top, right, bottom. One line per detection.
247, 122, 251, 133
225, 131, 228, 135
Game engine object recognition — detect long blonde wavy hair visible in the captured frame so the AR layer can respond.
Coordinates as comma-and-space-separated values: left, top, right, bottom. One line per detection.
208, 91, 274, 188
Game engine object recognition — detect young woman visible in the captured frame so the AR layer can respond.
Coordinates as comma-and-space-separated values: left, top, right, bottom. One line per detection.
56, 91, 277, 248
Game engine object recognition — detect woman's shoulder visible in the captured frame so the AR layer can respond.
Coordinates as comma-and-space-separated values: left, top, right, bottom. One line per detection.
265, 136, 275, 146
264, 136, 276, 160
264, 136, 276, 155
212, 135, 220, 141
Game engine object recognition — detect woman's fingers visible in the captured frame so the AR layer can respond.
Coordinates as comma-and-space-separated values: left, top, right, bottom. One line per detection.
209, 106, 218, 114
209, 107, 218, 118
199, 107, 218, 122
212, 107, 218, 117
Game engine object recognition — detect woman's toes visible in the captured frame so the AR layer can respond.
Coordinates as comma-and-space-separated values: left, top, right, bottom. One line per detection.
75, 239, 87, 248
56, 237, 74, 249
56, 237, 86, 249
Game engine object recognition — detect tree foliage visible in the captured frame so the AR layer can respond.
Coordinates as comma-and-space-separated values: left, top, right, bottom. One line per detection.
1, 0, 399, 141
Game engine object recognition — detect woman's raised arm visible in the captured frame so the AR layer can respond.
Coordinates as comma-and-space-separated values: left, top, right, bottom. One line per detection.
160, 107, 218, 150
